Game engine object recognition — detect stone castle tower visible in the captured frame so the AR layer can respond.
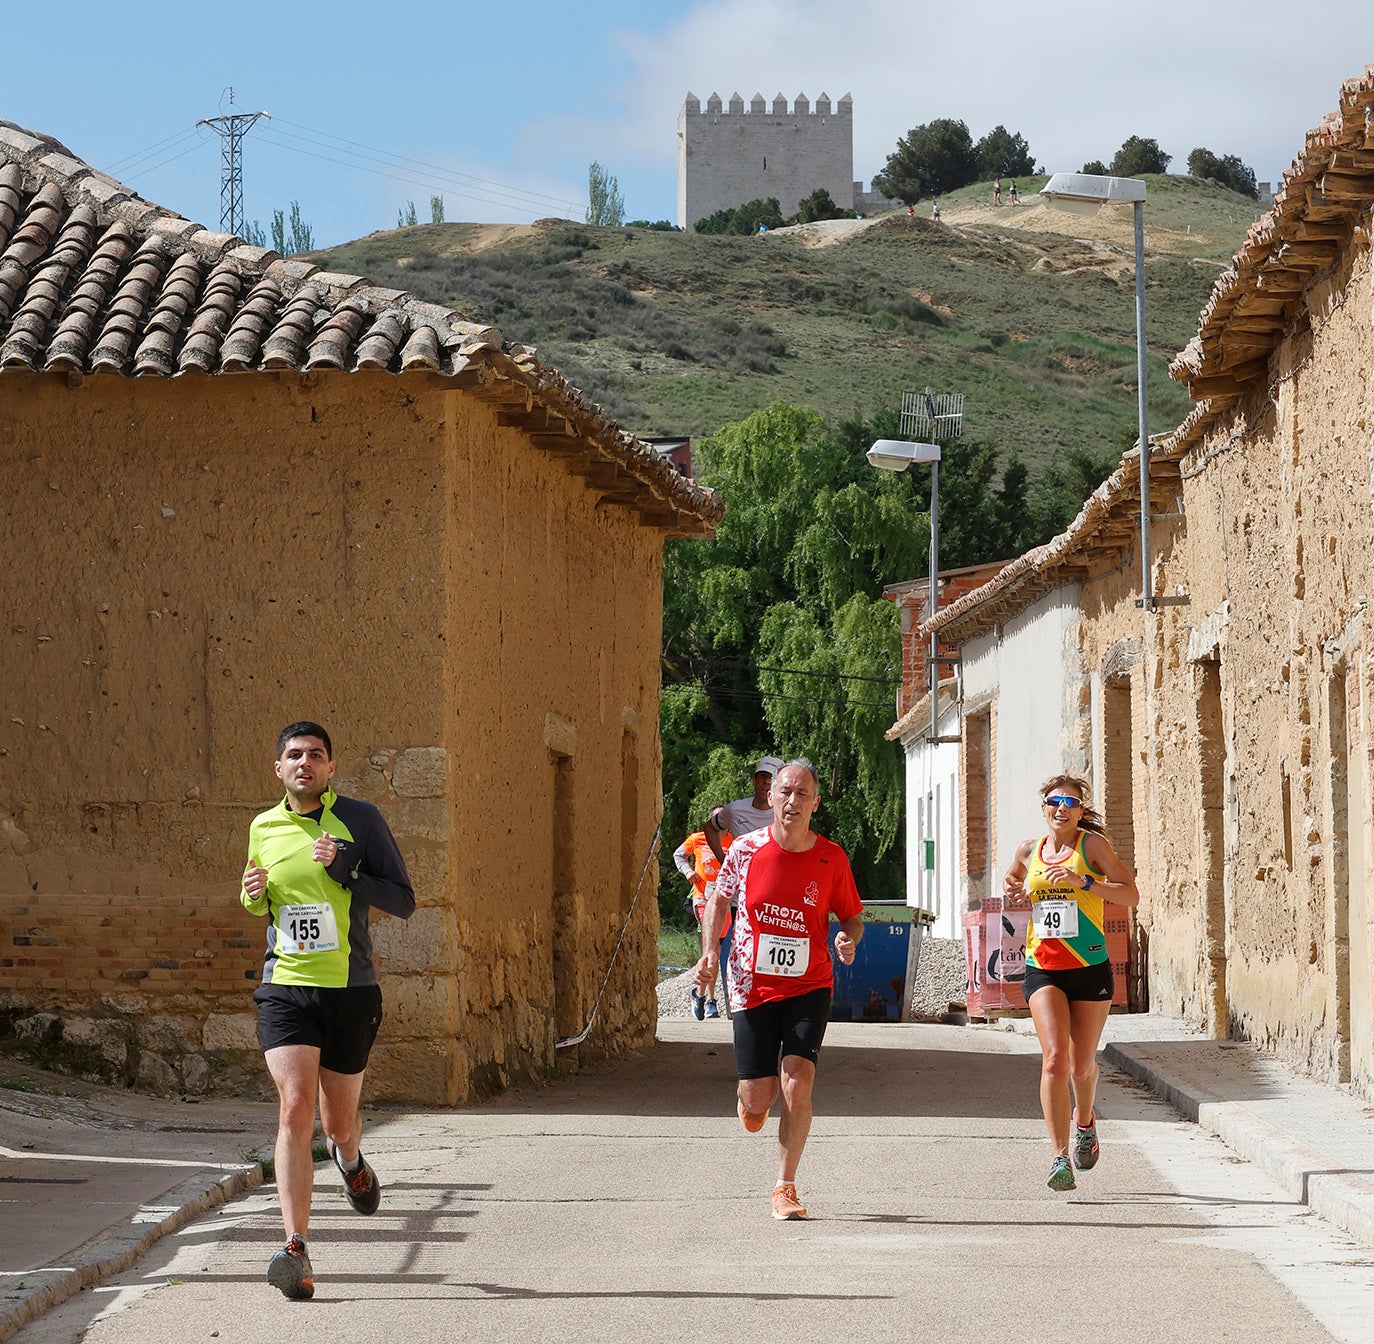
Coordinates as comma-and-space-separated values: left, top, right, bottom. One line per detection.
677, 91, 854, 229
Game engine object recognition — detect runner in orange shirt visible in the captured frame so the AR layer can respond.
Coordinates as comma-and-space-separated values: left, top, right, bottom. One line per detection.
673, 827, 732, 1018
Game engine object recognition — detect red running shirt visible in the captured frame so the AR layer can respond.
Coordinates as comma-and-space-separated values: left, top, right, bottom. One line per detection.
716, 828, 863, 1012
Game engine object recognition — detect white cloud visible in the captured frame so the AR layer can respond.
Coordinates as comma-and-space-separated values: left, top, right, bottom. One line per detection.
553, 0, 1374, 192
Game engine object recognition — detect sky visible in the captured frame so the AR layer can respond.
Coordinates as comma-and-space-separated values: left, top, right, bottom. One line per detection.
5, 1, 1373, 249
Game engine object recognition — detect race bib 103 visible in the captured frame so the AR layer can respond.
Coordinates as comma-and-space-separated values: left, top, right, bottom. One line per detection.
757, 932, 810, 978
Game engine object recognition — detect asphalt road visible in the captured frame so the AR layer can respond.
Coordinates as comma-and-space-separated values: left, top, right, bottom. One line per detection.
12, 1019, 1374, 1344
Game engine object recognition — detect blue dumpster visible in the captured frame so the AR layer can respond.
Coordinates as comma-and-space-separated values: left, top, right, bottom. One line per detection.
829, 908, 920, 1020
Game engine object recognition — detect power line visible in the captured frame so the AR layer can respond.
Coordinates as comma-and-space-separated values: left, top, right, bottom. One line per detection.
664, 679, 895, 712
668, 654, 900, 687
255, 128, 574, 221
269, 117, 585, 215
107, 125, 203, 174
121, 135, 210, 184
105, 115, 589, 234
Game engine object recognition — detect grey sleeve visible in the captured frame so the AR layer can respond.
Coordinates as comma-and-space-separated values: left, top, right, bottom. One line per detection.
323, 798, 416, 920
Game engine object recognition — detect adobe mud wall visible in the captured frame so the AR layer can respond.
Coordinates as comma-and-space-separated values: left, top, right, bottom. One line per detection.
1078, 221, 1374, 1088
0, 370, 664, 1104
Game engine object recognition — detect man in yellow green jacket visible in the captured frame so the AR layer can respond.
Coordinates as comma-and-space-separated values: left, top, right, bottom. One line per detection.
240, 720, 415, 1300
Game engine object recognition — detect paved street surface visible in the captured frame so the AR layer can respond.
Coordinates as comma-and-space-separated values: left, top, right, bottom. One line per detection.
6, 1015, 1374, 1344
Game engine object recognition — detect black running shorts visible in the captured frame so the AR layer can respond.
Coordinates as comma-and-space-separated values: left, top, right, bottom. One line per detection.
1023, 959, 1114, 1004
253, 983, 383, 1075
733, 987, 832, 1079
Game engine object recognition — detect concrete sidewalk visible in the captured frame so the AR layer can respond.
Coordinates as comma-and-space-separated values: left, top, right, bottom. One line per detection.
5, 1011, 1374, 1340
984, 1009, 1374, 1253
0, 1063, 274, 1342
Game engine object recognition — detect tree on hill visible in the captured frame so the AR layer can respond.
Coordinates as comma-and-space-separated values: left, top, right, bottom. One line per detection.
270, 202, 313, 256
694, 197, 786, 235
794, 188, 855, 224
1110, 136, 1171, 176
873, 119, 979, 204
587, 161, 625, 227
1186, 148, 1258, 199
1080, 159, 1108, 176
976, 125, 1036, 179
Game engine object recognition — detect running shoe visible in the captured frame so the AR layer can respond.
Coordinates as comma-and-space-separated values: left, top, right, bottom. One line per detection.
1047, 1153, 1076, 1191
690, 988, 705, 1020
737, 1096, 768, 1133
704, 999, 720, 1019
771, 1183, 808, 1220
328, 1138, 381, 1216
266, 1233, 314, 1300
1072, 1113, 1100, 1170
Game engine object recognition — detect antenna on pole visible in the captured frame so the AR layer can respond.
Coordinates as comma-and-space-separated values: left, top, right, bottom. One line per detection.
197, 89, 269, 237
900, 387, 963, 442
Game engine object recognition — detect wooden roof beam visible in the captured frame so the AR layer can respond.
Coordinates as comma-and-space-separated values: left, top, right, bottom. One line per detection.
1291, 219, 1351, 242
1274, 240, 1342, 269
527, 431, 583, 454
1255, 268, 1307, 294
1328, 149, 1374, 172
1183, 370, 1255, 399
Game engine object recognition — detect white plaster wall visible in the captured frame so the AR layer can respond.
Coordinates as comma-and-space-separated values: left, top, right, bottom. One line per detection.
900, 699, 961, 941
963, 585, 1084, 878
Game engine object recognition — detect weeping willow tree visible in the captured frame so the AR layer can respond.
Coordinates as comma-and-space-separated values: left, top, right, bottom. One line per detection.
660, 400, 1093, 917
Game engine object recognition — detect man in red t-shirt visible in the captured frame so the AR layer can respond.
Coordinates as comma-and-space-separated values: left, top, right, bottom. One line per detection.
694, 758, 863, 1221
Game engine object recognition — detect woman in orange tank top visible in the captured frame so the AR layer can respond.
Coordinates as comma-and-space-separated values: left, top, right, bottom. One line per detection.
1002, 773, 1139, 1192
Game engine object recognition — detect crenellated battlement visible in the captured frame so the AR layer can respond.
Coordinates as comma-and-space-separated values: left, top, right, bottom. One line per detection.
682, 91, 853, 120
678, 90, 855, 229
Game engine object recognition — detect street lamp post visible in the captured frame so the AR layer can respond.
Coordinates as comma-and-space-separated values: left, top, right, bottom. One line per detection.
1039, 172, 1154, 612
867, 439, 950, 743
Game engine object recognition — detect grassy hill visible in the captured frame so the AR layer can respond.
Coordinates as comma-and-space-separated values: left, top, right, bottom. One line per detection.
310, 174, 1261, 472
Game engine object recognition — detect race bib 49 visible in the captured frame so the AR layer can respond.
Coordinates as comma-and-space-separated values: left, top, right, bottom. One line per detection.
1032, 899, 1079, 940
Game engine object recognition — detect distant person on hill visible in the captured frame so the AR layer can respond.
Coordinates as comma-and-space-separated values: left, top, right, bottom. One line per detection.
931, 198, 942, 221
1009, 181, 1019, 205
994, 177, 1003, 206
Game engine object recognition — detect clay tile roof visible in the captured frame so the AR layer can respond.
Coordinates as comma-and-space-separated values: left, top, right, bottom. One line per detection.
0, 120, 721, 537
1170, 63, 1374, 411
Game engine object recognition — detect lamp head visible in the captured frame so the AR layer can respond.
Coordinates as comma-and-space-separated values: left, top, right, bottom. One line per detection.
867, 439, 941, 472
1040, 172, 1147, 214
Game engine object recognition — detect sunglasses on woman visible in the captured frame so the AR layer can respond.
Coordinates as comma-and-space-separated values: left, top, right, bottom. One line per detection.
1043, 794, 1082, 808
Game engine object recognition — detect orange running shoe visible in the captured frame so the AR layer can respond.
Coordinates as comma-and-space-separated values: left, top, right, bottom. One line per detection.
737, 1096, 767, 1132
771, 1183, 808, 1220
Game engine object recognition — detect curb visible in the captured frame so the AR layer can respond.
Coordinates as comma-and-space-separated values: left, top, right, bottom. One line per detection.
0, 1162, 263, 1344
1104, 1042, 1374, 1253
